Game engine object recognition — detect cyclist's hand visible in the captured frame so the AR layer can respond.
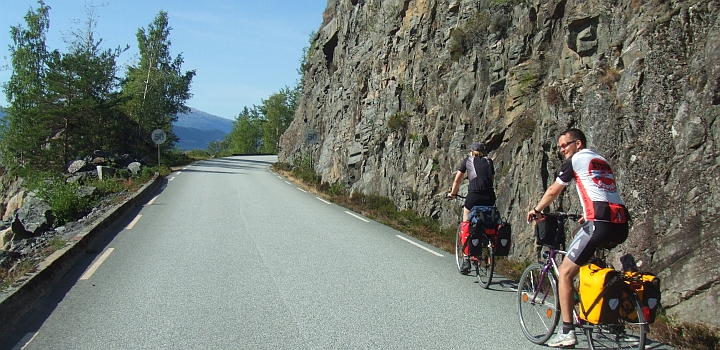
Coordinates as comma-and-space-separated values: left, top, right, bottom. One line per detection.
527, 210, 539, 223
447, 192, 456, 199
577, 216, 585, 224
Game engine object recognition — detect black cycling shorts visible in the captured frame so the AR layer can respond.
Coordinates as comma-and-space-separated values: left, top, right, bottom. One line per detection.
565, 220, 629, 265
464, 191, 496, 210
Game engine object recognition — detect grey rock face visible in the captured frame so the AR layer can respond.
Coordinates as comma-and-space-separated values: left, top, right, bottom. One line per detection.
279, 0, 720, 326
11, 194, 54, 239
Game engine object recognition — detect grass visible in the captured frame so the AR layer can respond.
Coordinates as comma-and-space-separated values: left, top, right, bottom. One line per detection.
272, 161, 720, 349
651, 315, 720, 350
0, 259, 36, 291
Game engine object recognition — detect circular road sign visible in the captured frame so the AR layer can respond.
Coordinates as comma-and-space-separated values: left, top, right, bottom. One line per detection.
305, 130, 319, 145
151, 129, 167, 145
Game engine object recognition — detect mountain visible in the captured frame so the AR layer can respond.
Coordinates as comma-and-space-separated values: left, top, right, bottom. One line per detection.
173, 108, 234, 150
0, 107, 232, 151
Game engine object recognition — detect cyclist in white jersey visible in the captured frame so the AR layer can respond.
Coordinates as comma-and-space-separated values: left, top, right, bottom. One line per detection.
526, 128, 629, 348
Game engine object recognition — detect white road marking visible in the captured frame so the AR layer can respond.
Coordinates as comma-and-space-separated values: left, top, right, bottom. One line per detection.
11, 331, 38, 350
168, 177, 175, 181
298, 188, 307, 193
316, 197, 331, 204
396, 235, 444, 257
80, 248, 115, 280
146, 195, 159, 206
345, 211, 369, 222
126, 215, 142, 230
177, 171, 182, 175
285, 181, 292, 185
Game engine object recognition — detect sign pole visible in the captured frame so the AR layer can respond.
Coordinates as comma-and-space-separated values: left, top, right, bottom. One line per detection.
151, 129, 167, 167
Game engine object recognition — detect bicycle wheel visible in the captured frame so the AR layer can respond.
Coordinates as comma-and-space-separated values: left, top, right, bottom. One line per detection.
454, 224, 464, 273
518, 263, 560, 344
587, 291, 646, 350
476, 235, 494, 288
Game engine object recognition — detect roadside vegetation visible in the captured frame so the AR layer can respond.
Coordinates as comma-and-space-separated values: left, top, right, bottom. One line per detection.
272, 159, 720, 350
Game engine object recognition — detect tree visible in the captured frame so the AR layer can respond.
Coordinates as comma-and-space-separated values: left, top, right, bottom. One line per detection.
45, 3, 130, 165
0, 0, 54, 169
226, 106, 263, 154
120, 11, 195, 154
258, 86, 298, 154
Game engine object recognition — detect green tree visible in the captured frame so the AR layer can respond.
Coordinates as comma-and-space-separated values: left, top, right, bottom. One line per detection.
258, 86, 298, 154
226, 106, 263, 154
120, 11, 195, 155
0, 0, 54, 169
45, 3, 130, 165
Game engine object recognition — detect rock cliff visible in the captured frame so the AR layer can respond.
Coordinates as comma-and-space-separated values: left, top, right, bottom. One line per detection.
279, 0, 720, 326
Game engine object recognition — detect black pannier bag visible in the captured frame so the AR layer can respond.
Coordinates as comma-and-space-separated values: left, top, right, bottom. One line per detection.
467, 224, 486, 257
535, 215, 565, 249
494, 221, 511, 256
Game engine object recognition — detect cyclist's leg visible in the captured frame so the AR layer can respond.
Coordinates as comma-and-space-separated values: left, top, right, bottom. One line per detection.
557, 223, 596, 334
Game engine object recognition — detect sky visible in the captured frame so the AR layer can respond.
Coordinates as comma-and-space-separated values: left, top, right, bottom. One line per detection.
0, 0, 328, 120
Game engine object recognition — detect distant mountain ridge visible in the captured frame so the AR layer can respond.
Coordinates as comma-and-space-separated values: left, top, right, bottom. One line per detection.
0, 107, 230, 150
173, 108, 233, 150
174, 108, 233, 134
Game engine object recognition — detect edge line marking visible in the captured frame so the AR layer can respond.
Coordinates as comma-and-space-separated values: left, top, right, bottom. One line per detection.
396, 235, 444, 257
80, 248, 115, 280
126, 215, 142, 230
316, 197, 331, 204
345, 211, 369, 222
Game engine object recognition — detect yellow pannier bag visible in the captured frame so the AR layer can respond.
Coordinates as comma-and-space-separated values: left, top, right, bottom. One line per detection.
619, 271, 661, 323
578, 263, 624, 324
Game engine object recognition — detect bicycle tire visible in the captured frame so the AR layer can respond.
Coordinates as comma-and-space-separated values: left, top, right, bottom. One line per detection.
587, 290, 646, 350
476, 234, 494, 288
518, 263, 560, 344
454, 224, 464, 273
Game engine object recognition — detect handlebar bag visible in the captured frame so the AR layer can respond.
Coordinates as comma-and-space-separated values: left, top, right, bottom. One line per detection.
579, 263, 624, 324
535, 216, 565, 249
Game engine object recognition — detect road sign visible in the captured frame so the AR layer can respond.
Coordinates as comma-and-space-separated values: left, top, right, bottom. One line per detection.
151, 129, 167, 145
305, 130, 319, 145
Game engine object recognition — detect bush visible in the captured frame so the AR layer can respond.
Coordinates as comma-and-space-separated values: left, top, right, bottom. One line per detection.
34, 179, 92, 225
388, 112, 409, 131
449, 10, 489, 61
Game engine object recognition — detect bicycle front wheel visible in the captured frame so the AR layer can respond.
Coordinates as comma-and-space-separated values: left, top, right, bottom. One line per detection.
587, 291, 646, 350
517, 263, 560, 344
454, 224, 464, 273
476, 235, 494, 288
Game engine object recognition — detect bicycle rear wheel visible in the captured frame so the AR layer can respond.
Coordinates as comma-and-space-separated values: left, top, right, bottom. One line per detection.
454, 224, 464, 273
587, 292, 646, 350
518, 263, 560, 344
476, 235, 494, 288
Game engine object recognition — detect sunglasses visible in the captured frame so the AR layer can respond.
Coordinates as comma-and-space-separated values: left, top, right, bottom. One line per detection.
558, 139, 578, 149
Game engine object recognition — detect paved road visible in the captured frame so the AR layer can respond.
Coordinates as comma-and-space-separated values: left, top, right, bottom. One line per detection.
3, 155, 670, 349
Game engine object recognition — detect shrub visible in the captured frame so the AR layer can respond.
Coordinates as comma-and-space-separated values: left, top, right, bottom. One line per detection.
599, 68, 621, 87
328, 182, 347, 197
116, 168, 131, 179
388, 112, 409, 131
449, 10, 489, 61
34, 179, 92, 226
546, 86, 564, 106
515, 117, 536, 142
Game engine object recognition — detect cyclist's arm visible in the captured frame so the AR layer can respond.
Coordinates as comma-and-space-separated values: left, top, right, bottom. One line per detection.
527, 181, 566, 221
449, 170, 464, 198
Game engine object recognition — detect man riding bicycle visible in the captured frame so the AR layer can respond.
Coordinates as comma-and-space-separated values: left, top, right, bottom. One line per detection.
526, 128, 630, 348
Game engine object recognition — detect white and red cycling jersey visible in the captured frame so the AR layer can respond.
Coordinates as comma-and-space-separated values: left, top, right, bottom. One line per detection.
556, 149, 629, 223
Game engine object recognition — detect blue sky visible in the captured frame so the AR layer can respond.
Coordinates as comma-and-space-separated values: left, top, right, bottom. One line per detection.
0, 0, 328, 120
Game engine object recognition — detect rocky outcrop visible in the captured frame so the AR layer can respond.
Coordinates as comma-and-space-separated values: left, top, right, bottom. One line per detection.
279, 0, 720, 326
